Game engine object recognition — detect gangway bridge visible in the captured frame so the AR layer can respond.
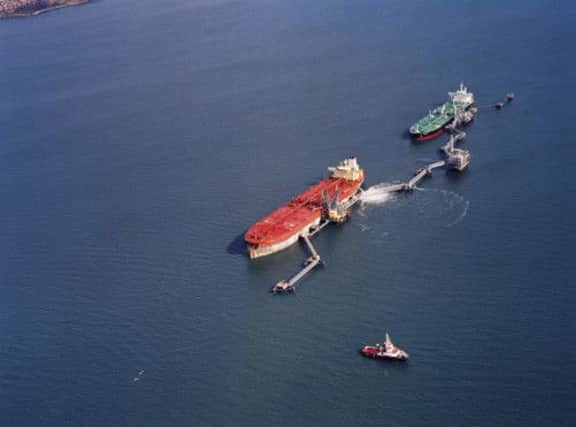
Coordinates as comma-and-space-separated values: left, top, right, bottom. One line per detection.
272, 234, 321, 294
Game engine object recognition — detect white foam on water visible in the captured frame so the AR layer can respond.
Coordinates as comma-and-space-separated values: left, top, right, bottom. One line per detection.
445, 199, 470, 227
132, 369, 145, 382
357, 183, 469, 229
359, 183, 397, 205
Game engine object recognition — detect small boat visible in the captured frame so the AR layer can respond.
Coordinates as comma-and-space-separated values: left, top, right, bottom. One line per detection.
495, 102, 505, 109
360, 333, 409, 361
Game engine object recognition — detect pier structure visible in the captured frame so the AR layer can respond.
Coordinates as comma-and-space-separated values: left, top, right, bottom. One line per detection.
405, 160, 447, 189
272, 187, 366, 294
272, 234, 322, 294
398, 130, 469, 191
271, 132, 469, 294
272, 190, 365, 294
442, 117, 471, 171
440, 132, 466, 155
266, 91, 519, 294
271, 122, 472, 294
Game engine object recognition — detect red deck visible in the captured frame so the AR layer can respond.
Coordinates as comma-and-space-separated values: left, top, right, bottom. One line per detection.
245, 173, 364, 247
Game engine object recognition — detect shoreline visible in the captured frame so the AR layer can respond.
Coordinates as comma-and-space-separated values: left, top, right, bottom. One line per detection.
0, 0, 89, 19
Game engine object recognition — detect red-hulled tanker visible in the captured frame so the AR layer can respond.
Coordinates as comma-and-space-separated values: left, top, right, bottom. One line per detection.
244, 158, 365, 259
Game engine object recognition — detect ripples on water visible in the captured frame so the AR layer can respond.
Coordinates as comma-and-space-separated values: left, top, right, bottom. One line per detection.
359, 182, 469, 229
415, 187, 470, 228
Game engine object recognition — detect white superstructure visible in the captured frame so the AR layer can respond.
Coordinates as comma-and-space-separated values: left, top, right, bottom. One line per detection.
449, 82, 475, 107
328, 157, 362, 180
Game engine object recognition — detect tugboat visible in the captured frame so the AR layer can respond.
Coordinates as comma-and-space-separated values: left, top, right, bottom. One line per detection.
360, 333, 409, 361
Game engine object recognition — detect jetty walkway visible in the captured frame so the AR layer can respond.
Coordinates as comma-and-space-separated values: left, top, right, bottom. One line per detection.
272, 235, 321, 293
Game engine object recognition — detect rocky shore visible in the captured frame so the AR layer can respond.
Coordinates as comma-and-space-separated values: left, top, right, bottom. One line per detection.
0, 0, 89, 18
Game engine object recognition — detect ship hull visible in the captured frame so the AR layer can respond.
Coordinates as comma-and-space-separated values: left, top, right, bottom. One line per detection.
411, 127, 446, 141
410, 109, 476, 141
409, 90, 474, 142
248, 218, 321, 259
360, 346, 409, 361
409, 115, 454, 141
245, 172, 364, 258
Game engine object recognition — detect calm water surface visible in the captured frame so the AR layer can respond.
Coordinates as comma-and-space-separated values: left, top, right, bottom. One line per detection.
1, 0, 575, 425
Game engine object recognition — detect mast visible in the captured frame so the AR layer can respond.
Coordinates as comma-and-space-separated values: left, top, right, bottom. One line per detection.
385, 333, 392, 349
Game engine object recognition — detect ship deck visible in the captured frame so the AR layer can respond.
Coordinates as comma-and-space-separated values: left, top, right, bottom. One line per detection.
245, 173, 364, 246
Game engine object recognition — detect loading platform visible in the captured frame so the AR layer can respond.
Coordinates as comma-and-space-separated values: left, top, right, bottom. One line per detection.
378, 131, 469, 194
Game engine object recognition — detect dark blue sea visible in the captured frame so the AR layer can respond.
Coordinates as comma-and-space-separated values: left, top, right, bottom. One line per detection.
1, 0, 575, 425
